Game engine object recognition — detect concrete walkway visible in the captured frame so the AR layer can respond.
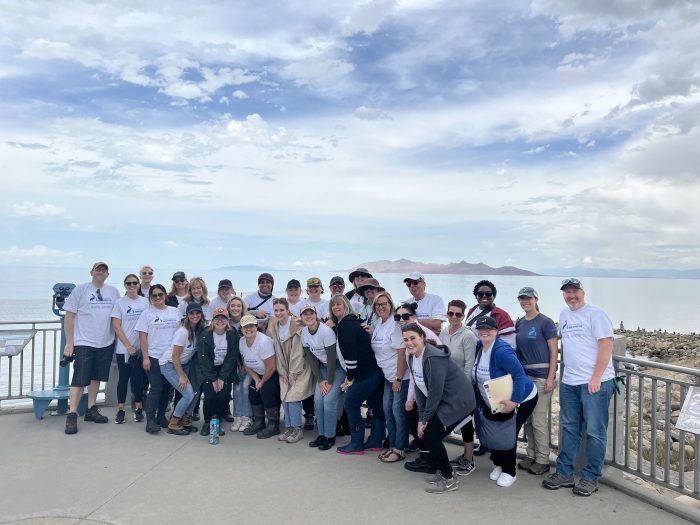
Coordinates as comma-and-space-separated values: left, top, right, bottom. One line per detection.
0, 408, 692, 525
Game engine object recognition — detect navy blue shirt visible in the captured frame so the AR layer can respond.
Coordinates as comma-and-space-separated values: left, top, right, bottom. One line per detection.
515, 314, 558, 379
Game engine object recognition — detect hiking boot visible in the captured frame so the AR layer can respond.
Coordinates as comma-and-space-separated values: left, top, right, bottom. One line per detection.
134, 408, 144, 422
156, 414, 169, 428
244, 405, 265, 435
146, 419, 161, 434
114, 409, 125, 424
318, 437, 335, 451
405, 452, 437, 474
518, 457, 535, 470
65, 412, 78, 435
528, 462, 551, 475
573, 478, 599, 497
200, 420, 210, 436
84, 405, 108, 423
286, 427, 304, 443
257, 408, 280, 439
181, 412, 197, 433
278, 427, 295, 442
542, 472, 575, 490
167, 415, 189, 436
424, 476, 458, 494
454, 457, 475, 477
238, 416, 252, 432
303, 414, 315, 431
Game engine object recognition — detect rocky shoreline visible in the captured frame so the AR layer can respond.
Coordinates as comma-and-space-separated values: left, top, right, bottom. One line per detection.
615, 327, 700, 367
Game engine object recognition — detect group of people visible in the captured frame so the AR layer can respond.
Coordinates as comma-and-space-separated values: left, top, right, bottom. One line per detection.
61, 262, 616, 496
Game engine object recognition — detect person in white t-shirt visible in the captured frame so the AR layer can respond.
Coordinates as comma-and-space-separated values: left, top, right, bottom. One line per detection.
356, 278, 384, 327
135, 284, 182, 434
210, 278, 235, 312
243, 273, 275, 331
63, 261, 121, 435
402, 272, 446, 335
304, 277, 329, 322
543, 278, 615, 497
285, 279, 305, 318
183, 277, 212, 321
226, 297, 253, 432
111, 273, 149, 424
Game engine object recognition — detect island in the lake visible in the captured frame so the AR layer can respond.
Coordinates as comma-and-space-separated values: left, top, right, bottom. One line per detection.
344, 258, 539, 276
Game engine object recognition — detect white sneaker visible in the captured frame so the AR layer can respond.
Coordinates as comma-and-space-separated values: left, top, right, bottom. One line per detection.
496, 472, 516, 487
230, 417, 242, 432
238, 416, 251, 432
489, 466, 502, 481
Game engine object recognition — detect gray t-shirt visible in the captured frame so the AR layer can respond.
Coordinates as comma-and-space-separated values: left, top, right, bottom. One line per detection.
515, 314, 558, 379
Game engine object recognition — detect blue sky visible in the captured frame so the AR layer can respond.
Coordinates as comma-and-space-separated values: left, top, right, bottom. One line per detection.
1, 0, 699, 272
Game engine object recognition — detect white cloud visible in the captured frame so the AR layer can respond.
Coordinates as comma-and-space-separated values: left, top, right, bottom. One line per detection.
354, 106, 393, 121
232, 89, 248, 100
0, 244, 80, 259
12, 202, 67, 218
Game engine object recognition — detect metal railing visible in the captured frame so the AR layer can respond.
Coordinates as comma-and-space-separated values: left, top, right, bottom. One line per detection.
0, 320, 61, 406
610, 355, 700, 499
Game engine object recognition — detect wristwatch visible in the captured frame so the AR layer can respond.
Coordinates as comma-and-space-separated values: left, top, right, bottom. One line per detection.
394, 377, 402, 383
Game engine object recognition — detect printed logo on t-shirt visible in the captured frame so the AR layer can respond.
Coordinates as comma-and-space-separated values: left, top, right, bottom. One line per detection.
528, 327, 537, 339
560, 319, 584, 337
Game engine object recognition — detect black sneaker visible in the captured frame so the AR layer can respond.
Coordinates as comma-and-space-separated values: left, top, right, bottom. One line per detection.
406, 439, 419, 453
303, 415, 315, 431
114, 410, 125, 424
134, 408, 144, 422
65, 412, 78, 435
309, 435, 325, 448
318, 437, 335, 451
84, 406, 108, 424
404, 452, 437, 474
146, 419, 161, 434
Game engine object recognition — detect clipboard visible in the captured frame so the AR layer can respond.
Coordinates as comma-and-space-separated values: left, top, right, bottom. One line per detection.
484, 374, 513, 413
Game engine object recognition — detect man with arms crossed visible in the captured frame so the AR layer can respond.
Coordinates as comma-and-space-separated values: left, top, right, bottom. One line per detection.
542, 278, 615, 496
63, 262, 121, 434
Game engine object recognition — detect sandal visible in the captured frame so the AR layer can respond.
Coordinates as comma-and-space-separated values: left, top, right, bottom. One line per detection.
379, 448, 406, 463
378, 448, 392, 459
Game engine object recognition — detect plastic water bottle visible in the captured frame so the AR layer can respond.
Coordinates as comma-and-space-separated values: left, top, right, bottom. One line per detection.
209, 417, 220, 445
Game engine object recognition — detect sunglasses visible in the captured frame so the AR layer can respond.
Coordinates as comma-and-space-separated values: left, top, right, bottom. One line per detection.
476, 291, 494, 298
173, 278, 187, 283
141, 271, 153, 276
330, 283, 344, 287
446, 311, 464, 318
213, 316, 228, 322
405, 280, 421, 287
561, 278, 581, 287
151, 292, 165, 299
374, 301, 390, 308
124, 281, 139, 286
394, 313, 412, 321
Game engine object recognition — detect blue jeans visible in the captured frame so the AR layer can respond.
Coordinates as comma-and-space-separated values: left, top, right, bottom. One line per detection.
343, 368, 385, 448
282, 383, 303, 427
233, 369, 252, 417
557, 379, 615, 480
383, 379, 409, 450
160, 361, 195, 418
314, 363, 346, 438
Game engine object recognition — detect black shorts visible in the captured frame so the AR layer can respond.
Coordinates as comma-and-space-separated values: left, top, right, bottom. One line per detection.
71, 343, 115, 387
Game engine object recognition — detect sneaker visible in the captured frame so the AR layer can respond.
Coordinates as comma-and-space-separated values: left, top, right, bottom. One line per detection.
65, 412, 78, 435
517, 457, 535, 470
424, 476, 458, 494
309, 435, 325, 448
303, 415, 315, 431
146, 419, 161, 434
238, 416, 252, 432
542, 472, 575, 490
424, 472, 443, 484
84, 406, 108, 424
528, 462, 551, 475
134, 408, 144, 422
405, 452, 437, 474
497, 472, 516, 487
278, 427, 295, 442
449, 454, 466, 467
114, 409, 126, 424
455, 458, 475, 477
489, 466, 502, 481
286, 427, 304, 443
230, 417, 242, 432
572, 478, 599, 497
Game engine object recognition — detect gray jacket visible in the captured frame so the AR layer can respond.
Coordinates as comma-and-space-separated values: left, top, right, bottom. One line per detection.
410, 343, 476, 427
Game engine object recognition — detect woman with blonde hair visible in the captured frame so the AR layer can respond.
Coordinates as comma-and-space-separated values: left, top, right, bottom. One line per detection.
227, 296, 252, 432
183, 277, 212, 321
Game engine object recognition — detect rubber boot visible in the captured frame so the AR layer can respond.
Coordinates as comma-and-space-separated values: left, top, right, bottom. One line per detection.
181, 412, 198, 433
337, 423, 365, 455
257, 407, 281, 439
243, 404, 266, 436
167, 415, 189, 436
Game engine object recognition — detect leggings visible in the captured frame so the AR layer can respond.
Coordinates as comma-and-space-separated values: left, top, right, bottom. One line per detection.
202, 380, 232, 420
490, 394, 538, 476
116, 353, 145, 404
422, 414, 467, 479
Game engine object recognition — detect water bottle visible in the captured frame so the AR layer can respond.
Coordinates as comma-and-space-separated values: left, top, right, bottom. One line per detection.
209, 417, 220, 445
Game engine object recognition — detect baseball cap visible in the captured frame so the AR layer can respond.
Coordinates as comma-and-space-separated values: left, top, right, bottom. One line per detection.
517, 287, 538, 299
186, 302, 203, 315
307, 277, 322, 287
300, 303, 317, 314
560, 278, 582, 291
240, 314, 258, 327
172, 271, 187, 281
474, 316, 498, 330
92, 261, 109, 271
218, 279, 233, 290
258, 272, 274, 286
212, 307, 229, 319
330, 276, 345, 286
286, 279, 301, 290
403, 272, 425, 283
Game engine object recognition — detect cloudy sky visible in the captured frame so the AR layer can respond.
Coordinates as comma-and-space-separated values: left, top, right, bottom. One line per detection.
1, 0, 698, 273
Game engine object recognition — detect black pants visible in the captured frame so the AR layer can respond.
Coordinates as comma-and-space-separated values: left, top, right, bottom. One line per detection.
490, 394, 538, 476
202, 380, 233, 420
302, 395, 315, 417
116, 353, 145, 404
248, 371, 280, 409
145, 359, 172, 421
422, 414, 467, 479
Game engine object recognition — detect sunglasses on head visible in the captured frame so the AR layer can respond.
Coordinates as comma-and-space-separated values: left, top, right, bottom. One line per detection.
446, 311, 464, 318
394, 313, 412, 321
405, 280, 421, 287
476, 291, 494, 298
125, 281, 139, 286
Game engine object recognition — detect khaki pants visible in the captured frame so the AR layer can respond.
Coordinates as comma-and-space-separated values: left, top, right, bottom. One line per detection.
523, 377, 552, 464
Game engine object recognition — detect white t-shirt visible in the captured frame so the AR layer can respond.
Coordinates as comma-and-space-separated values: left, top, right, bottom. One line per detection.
475, 344, 493, 403
277, 318, 290, 343
134, 306, 181, 360
64, 282, 121, 348
111, 295, 149, 354
288, 300, 305, 318
213, 332, 228, 366
243, 293, 275, 318
349, 292, 364, 311
301, 323, 337, 366
240, 332, 275, 375
403, 293, 446, 323
210, 295, 231, 313
411, 351, 428, 397
306, 298, 329, 321
560, 304, 614, 386
164, 326, 197, 365
371, 318, 406, 381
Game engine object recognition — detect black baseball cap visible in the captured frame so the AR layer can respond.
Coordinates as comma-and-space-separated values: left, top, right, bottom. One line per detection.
475, 316, 498, 330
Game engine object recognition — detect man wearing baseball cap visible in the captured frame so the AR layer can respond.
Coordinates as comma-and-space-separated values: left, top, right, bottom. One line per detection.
243, 273, 276, 329
402, 272, 446, 334
62, 261, 121, 434
542, 278, 615, 497
329, 276, 345, 297
210, 278, 235, 312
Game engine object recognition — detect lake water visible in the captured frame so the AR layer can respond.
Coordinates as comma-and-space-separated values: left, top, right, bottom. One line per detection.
1, 266, 698, 333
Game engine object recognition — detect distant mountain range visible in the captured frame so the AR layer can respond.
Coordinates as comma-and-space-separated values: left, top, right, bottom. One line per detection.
540, 267, 700, 279
345, 259, 539, 276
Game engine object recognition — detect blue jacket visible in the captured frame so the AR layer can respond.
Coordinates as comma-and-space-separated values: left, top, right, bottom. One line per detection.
475, 337, 533, 404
